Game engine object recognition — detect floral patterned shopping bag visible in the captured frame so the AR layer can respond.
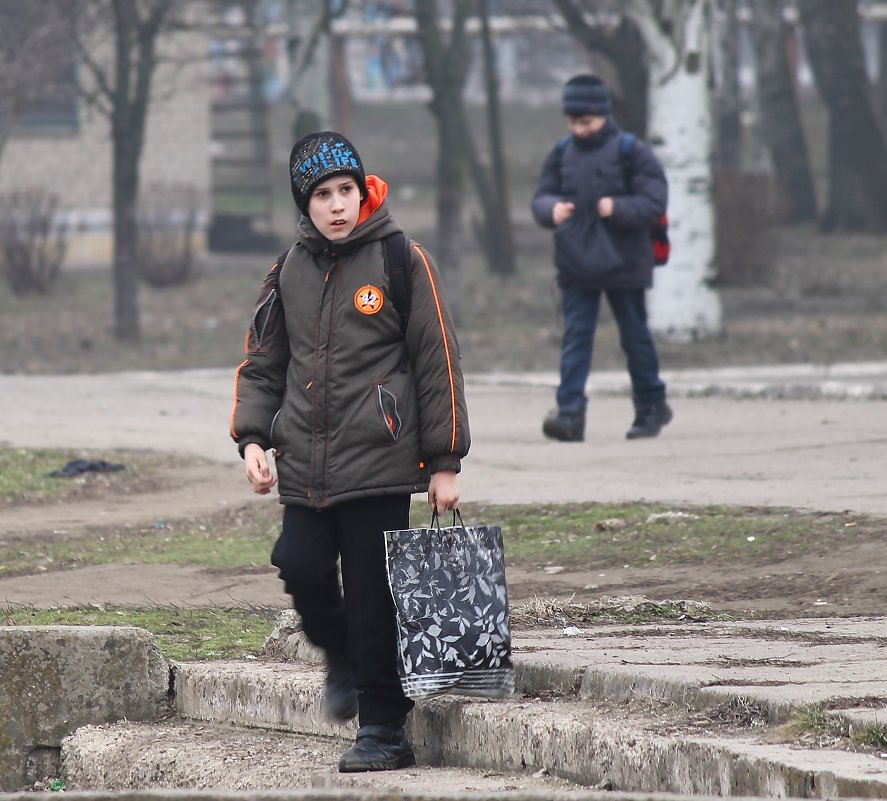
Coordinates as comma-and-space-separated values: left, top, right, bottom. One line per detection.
384, 512, 515, 700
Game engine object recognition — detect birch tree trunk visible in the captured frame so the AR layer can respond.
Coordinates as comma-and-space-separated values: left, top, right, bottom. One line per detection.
625, 0, 722, 339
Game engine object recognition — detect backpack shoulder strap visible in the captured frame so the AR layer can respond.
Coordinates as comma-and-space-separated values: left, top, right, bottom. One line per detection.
554, 134, 571, 166
618, 132, 637, 191
383, 231, 411, 337
275, 247, 291, 268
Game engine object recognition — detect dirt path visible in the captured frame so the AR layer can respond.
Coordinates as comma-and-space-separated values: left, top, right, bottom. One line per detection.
2, 370, 886, 613
2, 463, 255, 539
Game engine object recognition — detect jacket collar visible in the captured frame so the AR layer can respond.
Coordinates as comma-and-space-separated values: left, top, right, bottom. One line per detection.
298, 175, 390, 257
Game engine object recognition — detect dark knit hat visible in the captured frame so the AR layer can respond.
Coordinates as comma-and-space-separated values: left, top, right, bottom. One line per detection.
289, 131, 367, 213
561, 75, 611, 117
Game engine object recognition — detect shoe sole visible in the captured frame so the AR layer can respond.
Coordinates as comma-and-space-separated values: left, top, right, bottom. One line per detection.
626, 407, 673, 440
542, 424, 584, 442
338, 752, 417, 773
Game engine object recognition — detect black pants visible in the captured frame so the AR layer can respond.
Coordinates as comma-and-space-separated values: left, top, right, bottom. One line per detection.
271, 494, 414, 728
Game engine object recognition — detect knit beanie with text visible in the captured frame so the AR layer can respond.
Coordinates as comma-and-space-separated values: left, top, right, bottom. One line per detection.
289, 131, 367, 214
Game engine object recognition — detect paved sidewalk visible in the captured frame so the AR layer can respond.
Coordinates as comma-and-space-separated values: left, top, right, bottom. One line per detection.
1, 361, 886, 515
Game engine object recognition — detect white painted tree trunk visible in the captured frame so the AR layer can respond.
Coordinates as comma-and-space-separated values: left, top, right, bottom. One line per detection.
628, 0, 723, 340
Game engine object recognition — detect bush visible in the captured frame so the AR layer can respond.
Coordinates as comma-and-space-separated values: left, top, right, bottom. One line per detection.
0, 189, 67, 295
137, 183, 201, 288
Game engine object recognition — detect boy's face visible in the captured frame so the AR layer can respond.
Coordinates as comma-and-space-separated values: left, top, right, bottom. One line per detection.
307, 174, 361, 240
567, 114, 607, 138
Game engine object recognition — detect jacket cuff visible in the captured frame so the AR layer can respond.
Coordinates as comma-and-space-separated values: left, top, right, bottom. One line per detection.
428, 455, 462, 474
237, 436, 269, 459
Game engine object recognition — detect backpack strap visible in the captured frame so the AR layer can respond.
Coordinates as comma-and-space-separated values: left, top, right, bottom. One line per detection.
618, 132, 636, 192
553, 135, 571, 176
275, 247, 291, 268
383, 231, 411, 338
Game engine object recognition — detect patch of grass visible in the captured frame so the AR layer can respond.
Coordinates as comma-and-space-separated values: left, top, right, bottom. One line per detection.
458, 501, 866, 571
2, 605, 278, 661
789, 704, 838, 737
851, 722, 887, 750
785, 704, 887, 752
510, 595, 728, 627
0, 448, 73, 504
0, 447, 167, 508
0, 503, 282, 578
2, 496, 877, 580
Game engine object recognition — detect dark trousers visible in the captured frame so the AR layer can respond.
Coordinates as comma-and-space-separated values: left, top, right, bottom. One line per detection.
271, 494, 414, 728
557, 286, 666, 414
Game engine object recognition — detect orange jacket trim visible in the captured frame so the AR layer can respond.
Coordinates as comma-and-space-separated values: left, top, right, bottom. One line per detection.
229, 327, 249, 440
413, 243, 458, 452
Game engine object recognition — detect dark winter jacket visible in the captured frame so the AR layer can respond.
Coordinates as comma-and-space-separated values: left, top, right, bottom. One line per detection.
230, 176, 470, 508
531, 119, 668, 290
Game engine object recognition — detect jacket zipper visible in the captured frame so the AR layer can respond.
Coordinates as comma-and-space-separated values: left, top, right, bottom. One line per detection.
251, 289, 276, 348
310, 260, 338, 502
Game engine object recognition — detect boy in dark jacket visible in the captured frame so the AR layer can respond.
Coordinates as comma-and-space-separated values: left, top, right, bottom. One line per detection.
230, 131, 470, 772
532, 75, 672, 441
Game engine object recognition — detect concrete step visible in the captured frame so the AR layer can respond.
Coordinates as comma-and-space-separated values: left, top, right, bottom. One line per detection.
265, 614, 887, 737
170, 660, 887, 798
61, 719, 582, 794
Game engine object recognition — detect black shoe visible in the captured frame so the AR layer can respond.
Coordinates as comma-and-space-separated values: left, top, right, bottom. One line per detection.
324, 656, 358, 722
626, 403, 673, 439
542, 409, 585, 442
338, 724, 417, 773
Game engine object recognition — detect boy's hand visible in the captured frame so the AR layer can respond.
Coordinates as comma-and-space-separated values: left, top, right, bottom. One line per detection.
428, 470, 459, 512
597, 197, 614, 217
244, 443, 276, 495
552, 201, 575, 226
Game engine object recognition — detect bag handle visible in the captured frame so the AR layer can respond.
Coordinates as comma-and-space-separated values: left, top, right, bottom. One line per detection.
429, 507, 464, 532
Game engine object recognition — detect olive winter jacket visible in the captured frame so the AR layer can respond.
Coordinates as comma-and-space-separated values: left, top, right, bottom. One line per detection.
230, 176, 470, 508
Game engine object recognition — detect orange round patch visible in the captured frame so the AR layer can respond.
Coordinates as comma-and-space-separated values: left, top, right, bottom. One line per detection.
354, 285, 384, 315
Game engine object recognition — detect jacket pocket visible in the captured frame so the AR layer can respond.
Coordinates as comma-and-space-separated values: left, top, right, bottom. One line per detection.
250, 287, 277, 349
269, 408, 282, 444
269, 390, 289, 449
376, 384, 402, 441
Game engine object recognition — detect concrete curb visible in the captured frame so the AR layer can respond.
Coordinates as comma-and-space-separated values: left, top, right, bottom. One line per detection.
465, 361, 887, 401
267, 620, 887, 732
0, 626, 171, 792
0, 790, 785, 801
168, 660, 887, 797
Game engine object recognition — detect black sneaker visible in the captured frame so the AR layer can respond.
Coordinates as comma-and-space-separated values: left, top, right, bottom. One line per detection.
626, 403, 673, 439
542, 409, 585, 442
338, 724, 417, 772
324, 657, 358, 722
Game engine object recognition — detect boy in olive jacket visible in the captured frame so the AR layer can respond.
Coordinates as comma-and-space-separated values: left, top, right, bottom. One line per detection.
230, 131, 470, 772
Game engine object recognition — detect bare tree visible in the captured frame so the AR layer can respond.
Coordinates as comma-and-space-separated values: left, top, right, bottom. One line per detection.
414, 0, 472, 307
551, 0, 649, 137
798, 0, 887, 232
748, 0, 817, 222
70, 0, 179, 342
0, 1, 73, 180
714, 0, 741, 169
470, 0, 515, 276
